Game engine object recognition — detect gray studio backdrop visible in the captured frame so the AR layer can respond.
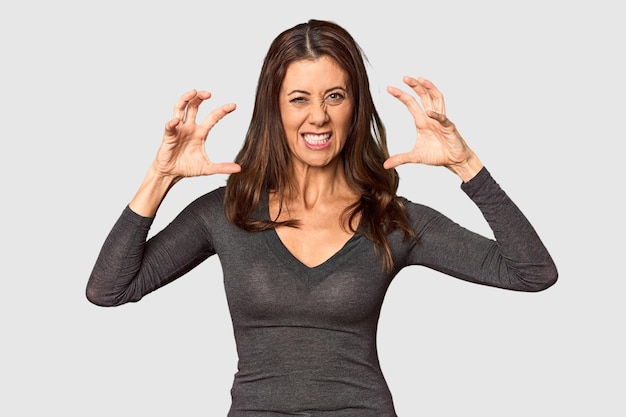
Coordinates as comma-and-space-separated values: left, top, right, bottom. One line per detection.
2, 1, 623, 416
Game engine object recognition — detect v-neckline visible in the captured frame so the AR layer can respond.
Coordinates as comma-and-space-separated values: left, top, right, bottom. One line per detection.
268, 227, 360, 269
262, 226, 362, 283
257, 190, 362, 278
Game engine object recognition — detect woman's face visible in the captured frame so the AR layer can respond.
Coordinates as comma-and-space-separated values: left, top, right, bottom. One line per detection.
279, 56, 353, 171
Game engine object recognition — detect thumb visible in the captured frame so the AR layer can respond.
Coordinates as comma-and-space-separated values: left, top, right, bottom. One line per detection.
203, 162, 242, 176
383, 153, 410, 170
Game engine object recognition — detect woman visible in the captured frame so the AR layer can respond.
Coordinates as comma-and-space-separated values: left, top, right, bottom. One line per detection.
87, 19, 557, 417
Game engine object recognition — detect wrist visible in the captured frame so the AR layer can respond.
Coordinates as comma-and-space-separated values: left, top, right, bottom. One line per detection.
147, 163, 182, 187
447, 153, 484, 183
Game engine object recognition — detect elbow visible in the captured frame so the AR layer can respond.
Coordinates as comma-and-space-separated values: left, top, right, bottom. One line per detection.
518, 263, 559, 292
85, 283, 128, 307
542, 268, 559, 291
85, 286, 115, 307
529, 273, 558, 292
537, 261, 559, 291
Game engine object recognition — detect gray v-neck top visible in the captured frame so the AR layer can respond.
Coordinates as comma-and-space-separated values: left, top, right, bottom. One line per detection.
87, 167, 557, 416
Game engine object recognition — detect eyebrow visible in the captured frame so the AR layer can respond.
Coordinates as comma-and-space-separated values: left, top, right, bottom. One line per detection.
286, 86, 348, 95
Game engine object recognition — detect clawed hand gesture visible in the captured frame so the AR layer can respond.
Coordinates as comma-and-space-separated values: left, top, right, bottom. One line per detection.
155, 79, 479, 183
384, 77, 477, 173
154, 90, 241, 179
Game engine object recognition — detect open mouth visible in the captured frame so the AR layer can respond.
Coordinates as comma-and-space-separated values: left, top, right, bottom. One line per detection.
303, 133, 331, 149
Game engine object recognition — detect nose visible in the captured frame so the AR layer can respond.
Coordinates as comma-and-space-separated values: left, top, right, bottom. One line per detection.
307, 102, 329, 125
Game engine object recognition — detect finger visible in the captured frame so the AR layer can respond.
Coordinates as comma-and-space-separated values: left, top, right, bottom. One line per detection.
425, 110, 453, 127
163, 117, 182, 136
402, 76, 434, 111
184, 90, 212, 124
415, 77, 446, 115
383, 152, 412, 170
200, 103, 237, 131
173, 89, 198, 121
386, 85, 427, 122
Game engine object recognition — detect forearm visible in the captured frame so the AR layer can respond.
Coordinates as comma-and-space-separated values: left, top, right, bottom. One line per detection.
129, 164, 180, 217
86, 190, 219, 307
407, 167, 557, 292
460, 167, 558, 290
86, 207, 154, 306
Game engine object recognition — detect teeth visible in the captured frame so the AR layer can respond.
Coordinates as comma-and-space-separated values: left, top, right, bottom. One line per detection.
303, 133, 330, 145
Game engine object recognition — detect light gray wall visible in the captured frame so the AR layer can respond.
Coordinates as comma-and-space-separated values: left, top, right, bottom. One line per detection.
2, 1, 623, 416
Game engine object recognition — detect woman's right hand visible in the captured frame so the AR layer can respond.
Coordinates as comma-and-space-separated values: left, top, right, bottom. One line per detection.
154, 89, 241, 180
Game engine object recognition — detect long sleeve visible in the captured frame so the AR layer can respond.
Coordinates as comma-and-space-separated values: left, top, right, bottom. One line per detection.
402, 167, 558, 291
86, 191, 220, 307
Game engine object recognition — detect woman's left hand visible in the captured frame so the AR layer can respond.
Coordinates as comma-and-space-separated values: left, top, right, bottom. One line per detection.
384, 76, 482, 180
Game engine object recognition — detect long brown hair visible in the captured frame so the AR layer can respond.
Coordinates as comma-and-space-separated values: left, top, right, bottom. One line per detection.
224, 19, 416, 272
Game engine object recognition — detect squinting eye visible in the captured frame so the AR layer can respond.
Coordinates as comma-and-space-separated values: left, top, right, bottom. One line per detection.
289, 97, 308, 106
